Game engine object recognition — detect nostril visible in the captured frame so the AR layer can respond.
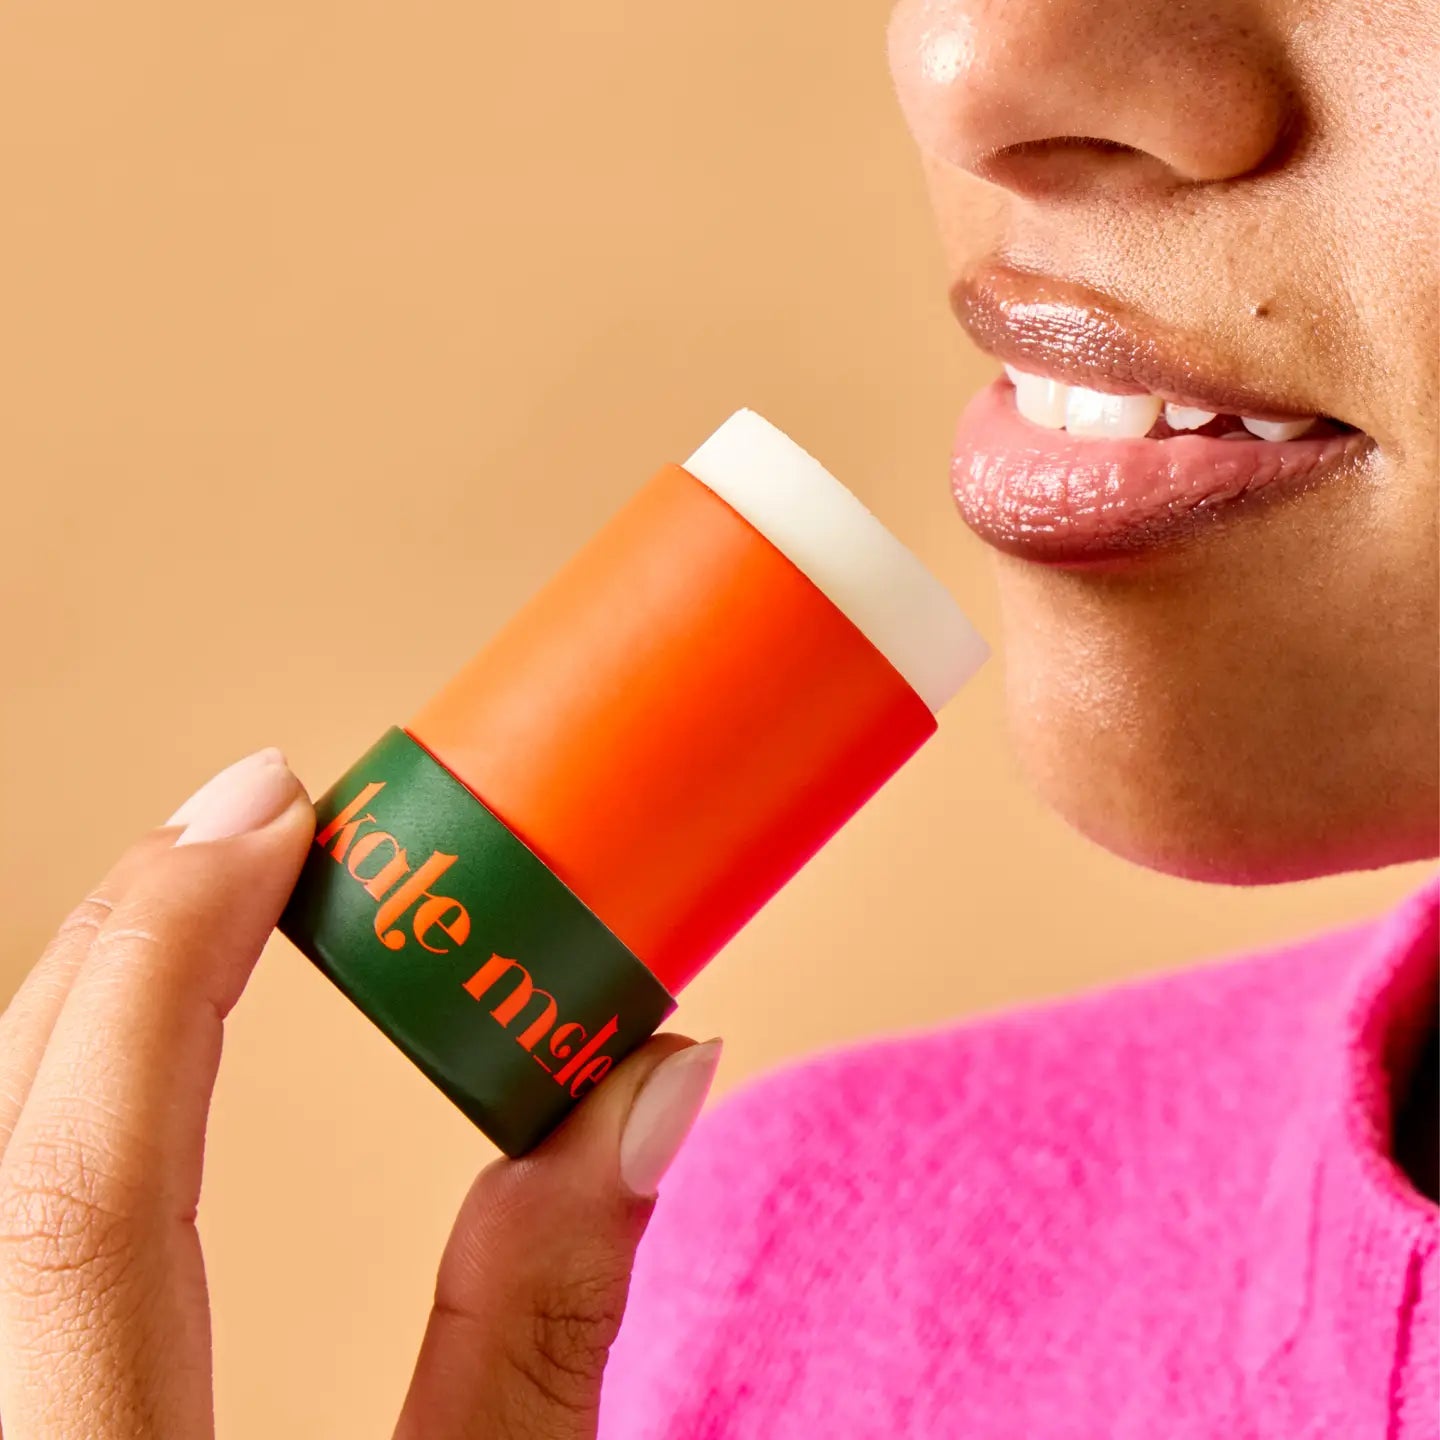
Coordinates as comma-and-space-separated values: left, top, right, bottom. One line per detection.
973, 137, 1176, 200
888, 0, 1295, 196
1001, 136, 1142, 159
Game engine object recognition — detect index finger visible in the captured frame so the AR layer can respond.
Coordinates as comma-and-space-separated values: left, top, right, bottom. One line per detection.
0, 749, 313, 1440
0, 831, 177, 1170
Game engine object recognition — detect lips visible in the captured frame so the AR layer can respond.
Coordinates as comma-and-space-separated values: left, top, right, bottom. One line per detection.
949, 267, 1373, 562
953, 380, 1370, 563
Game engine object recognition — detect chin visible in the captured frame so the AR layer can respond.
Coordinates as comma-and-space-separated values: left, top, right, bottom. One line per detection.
996, 590, 1440, 886
1017, 737, 1433, 886
982, 451, 1440, 881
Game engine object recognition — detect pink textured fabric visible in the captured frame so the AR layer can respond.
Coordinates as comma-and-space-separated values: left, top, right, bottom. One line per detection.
601, 880, 1439, 1437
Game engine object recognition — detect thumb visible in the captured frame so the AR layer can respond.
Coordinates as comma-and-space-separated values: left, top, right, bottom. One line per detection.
392, 1032, 722, 1440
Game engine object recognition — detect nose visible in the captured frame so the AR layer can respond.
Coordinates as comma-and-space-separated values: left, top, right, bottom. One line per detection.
887, 0, 1295, 195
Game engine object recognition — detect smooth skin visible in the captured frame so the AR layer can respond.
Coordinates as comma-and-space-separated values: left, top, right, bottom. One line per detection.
890, 0, 1439, 882
0, 755, 710, 1439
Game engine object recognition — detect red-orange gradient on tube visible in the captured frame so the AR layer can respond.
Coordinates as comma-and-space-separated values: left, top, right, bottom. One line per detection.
408, 460, 936, 994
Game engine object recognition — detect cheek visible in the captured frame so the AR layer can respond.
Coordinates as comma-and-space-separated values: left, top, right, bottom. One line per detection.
992, 479, 1440, 881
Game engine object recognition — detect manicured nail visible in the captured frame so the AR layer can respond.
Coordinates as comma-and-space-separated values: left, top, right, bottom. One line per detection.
168, 748, 300, 846
619, 1038, 722, 1198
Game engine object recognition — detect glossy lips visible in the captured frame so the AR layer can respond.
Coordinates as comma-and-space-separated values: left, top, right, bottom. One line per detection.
954, 380, 1368, 563
950, 269, 1373, 562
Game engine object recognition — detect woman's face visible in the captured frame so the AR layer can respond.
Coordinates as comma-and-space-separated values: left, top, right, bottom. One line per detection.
888, 0, 1438, 882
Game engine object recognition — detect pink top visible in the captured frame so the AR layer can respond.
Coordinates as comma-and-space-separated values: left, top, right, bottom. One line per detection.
601, 879, 1439, 1437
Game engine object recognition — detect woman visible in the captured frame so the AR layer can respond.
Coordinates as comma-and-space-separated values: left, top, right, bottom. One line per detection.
0, 0, 1434, 1435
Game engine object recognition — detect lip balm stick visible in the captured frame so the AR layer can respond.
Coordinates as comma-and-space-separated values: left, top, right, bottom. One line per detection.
279, 410, 987, 1155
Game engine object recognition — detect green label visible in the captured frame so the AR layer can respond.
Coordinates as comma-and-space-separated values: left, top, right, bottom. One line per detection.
280, 728, 676, 1156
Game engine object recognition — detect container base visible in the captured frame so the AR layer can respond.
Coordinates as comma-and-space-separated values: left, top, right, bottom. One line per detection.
279, 728, 676, 1157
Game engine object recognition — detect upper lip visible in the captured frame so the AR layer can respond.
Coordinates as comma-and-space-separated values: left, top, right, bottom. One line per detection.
951, 266, 1352, 426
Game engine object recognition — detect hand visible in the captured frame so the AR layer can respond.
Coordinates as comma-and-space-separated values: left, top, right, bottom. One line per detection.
0, 748, 720, 1440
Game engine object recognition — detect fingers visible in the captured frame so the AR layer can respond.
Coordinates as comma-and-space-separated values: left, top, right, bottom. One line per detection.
0, 834, 172, 1166
0, 749, 315, 1440
393, 1034, 722, 1440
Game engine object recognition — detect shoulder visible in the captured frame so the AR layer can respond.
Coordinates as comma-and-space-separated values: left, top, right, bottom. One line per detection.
599, 915, 1372, 1435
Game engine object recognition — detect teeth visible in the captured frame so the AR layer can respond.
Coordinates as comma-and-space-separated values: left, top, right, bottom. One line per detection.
1063, 385, 1163, 439
1004, 367, 1317, 443
1163, 403, 1217, 431
1240, 415, 1316, 441
1012, 371, 1069, 429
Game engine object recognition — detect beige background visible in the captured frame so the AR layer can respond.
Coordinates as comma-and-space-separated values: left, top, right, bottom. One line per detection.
0, 2, 1428, 1435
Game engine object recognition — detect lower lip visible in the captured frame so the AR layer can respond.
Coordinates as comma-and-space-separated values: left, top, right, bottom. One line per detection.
951, 379, 1372, 564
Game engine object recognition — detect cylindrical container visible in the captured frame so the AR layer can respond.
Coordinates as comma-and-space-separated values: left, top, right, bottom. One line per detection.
280, 410, 987, 1154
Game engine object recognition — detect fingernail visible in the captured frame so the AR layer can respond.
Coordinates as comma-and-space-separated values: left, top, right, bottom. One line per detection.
168, 748, 300, 846
619, 1038, 722, 1198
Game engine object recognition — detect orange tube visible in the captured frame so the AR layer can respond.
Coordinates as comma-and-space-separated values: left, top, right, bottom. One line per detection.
408, 463, 935, 994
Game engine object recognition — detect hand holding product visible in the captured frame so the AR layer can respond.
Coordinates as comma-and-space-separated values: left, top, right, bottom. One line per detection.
282, 409, 987, 1154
